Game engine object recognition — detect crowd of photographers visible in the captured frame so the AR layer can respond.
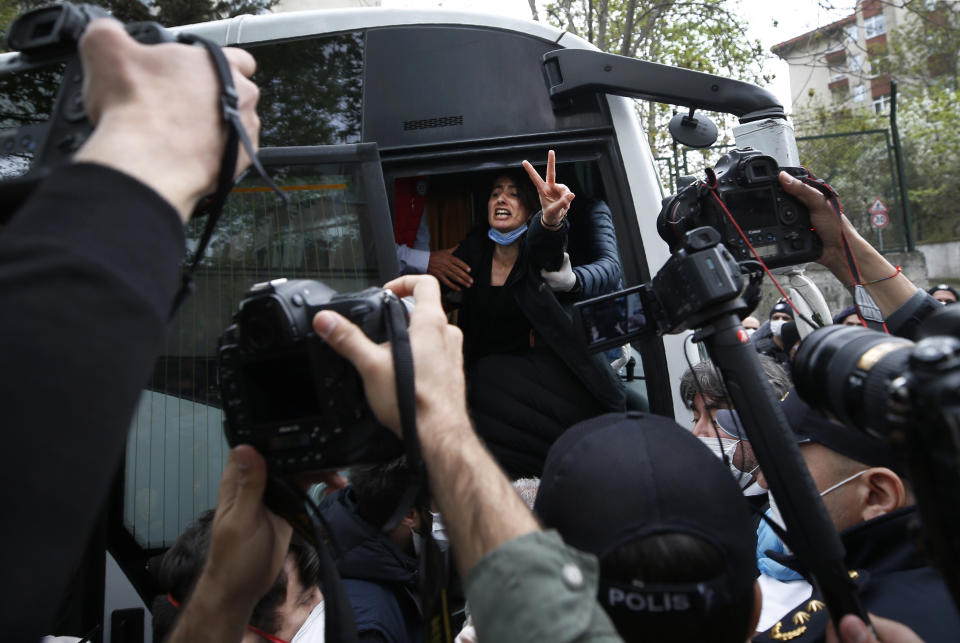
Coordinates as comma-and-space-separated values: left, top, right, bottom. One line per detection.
3, 16, 959, 643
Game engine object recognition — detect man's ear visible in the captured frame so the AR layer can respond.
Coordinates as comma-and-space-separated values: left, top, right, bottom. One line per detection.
860, 468, 906, 523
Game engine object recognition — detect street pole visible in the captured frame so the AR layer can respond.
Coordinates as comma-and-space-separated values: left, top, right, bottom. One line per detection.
889, 80, 914, 251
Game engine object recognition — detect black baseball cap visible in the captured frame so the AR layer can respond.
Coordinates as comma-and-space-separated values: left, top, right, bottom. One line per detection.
534, 412, 757, 631
779, 389, 904, 475
928, 284, 959, 301
769, 301, 793, 319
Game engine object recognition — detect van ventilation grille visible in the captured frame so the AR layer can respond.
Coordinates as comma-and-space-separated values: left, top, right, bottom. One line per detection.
403, 115, 464, 131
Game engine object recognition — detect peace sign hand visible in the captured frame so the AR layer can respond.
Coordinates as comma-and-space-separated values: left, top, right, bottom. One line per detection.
522, 150, 575, 228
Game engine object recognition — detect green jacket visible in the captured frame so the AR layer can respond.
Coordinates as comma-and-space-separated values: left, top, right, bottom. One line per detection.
465, 530, 622, 643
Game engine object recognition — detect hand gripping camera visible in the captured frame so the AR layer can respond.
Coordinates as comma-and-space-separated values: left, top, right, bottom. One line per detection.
217, 279, 404, 473
657, 148, 822, 270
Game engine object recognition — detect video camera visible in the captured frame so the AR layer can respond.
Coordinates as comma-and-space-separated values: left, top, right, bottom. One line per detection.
576, 226, 743, 353
658, 148, 821, 270
0, 3, 173, 211
574, 167, 868, 623
217, 278, 404, 473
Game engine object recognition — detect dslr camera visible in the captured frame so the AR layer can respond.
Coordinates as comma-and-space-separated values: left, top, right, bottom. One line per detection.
657, 148, 822, 269
1, 3, 173, 212
218, 279, 403, 474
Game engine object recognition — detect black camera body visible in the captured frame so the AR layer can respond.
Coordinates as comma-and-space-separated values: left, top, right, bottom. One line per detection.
658, 148, 821, 270
575, 227, 742, 352
1, 3, 172, 212
218, 279, 403, 474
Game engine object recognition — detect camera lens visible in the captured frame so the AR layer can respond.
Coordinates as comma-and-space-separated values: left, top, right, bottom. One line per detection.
794, 325, 913, 434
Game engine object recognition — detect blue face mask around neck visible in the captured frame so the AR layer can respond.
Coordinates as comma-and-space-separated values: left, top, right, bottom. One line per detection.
488, 223, 528, 246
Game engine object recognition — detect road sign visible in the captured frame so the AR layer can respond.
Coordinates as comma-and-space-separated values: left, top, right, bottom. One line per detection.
868, 197, 890, 229
869, 198, 888, 215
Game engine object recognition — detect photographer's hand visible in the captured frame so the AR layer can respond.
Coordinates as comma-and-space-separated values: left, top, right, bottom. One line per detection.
313, 275, 539, 577
825, 613, 924, 643
779, 172, 916, 318
168, 445, 290, 643
74, 19, 260, 223
523, 150, 575, 228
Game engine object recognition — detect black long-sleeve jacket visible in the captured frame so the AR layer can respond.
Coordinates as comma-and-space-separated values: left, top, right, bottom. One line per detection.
0, 164, 185, 640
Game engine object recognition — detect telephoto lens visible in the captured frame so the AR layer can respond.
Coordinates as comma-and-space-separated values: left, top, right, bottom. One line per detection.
793, 325, 913, 436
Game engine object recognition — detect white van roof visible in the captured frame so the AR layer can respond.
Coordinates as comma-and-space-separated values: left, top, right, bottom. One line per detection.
176, 7, 594, 50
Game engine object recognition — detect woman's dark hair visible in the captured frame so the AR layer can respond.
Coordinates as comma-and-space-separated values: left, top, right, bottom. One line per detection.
489, 169, 539, 220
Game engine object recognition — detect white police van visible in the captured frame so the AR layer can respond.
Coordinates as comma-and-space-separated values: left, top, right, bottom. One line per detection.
2, 8, 793, 639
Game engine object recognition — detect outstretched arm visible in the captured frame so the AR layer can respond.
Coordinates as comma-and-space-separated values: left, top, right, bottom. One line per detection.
0, 19, 260, 640
167, 446, 292, 643
779, 172, 916, 318
314, 275, 621, 642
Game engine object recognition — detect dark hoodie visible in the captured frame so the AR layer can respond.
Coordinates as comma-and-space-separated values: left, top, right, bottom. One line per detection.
320, 487, 423, 643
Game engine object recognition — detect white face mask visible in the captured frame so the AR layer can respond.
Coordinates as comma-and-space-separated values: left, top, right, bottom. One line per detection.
413, 512, 450, 556
411, 526, 423, 557
767, 469, 868, 533
696, 436, 758, 490
770, 319, 787, 337
744, 328, 757, 337
290, 600, 325, 643
430, 511, 450, 550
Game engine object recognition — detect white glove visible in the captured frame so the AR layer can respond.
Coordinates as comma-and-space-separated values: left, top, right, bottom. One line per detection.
540, 252, 577, 292
610, 344, 631, 371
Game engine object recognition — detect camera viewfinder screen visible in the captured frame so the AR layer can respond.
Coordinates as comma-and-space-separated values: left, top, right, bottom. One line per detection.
241, 352, 322, 424
720, 188, 775, 230
576, 287, 649, 352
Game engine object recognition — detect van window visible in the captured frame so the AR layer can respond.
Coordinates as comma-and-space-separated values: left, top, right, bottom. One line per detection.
0, 63, 64, 180
123, 145, 393, 547
245, 32, 364, 147
386, 154, 649, 409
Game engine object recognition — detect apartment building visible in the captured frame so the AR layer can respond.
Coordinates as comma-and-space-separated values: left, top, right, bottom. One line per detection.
772, 0, 916, 114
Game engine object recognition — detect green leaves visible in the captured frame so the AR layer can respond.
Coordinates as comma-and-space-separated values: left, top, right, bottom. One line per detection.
539, 0, 766, 159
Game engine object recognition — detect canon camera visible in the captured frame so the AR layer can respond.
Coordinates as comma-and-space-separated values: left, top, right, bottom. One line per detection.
657, 148, 822, 270
217, 279, 404, 474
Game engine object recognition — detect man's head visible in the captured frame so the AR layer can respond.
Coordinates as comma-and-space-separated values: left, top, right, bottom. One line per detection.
679, 358, 790, 488
833, 305, 861, 327
769, 300, 793, 323
757, 390, 912, 532
741, 316, 760, 334
349, 455, 429, 555
535, 413, 761, 643
928, 284, 958, 305
152, 510, 322, 643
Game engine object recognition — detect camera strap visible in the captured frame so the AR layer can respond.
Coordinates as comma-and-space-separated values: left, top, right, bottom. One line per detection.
266, 475, 361, 643
381, 294, 454, 643
799, 174, 888, 333
168, 33, 287, 319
